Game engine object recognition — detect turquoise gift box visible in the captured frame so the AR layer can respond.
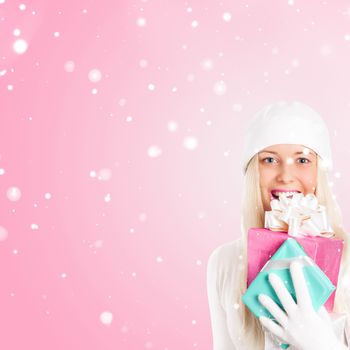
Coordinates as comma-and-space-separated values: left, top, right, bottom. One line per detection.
242, 237, 335, 349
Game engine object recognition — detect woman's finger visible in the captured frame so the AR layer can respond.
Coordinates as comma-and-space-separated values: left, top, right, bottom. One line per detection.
259, 316, 286, 342
268, 273, 297, 315
289, 261, 312, 311
258, 294, 288, 328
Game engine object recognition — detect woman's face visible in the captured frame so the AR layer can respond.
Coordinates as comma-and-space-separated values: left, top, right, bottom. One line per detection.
258, 144, 318, 211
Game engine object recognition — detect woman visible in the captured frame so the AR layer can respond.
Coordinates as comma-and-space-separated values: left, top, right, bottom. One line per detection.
207, 101, 350, 349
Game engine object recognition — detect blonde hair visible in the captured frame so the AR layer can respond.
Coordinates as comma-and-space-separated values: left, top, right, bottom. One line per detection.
236, 153, 350, 349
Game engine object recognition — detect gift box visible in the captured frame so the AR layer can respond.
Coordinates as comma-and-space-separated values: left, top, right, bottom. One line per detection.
243, 237, 336, 349
247, 227, 343, 312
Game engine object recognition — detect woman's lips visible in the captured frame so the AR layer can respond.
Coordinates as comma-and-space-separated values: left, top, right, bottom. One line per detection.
270, 189, 301, 200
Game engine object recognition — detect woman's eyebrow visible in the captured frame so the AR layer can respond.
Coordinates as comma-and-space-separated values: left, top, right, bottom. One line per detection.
259, 150, 316, 156
294, 151, 316, 157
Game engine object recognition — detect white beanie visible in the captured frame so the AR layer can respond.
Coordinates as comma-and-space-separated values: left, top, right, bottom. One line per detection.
241, 100, 333, 173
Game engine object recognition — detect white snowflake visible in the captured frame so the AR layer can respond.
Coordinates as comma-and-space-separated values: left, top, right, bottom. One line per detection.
183, 136, 198, 150
147, 145, 162, 158
222, 12, 232, 22
0, 226, 8, 241
7, 186, 21, 201
100, 311, 113, 325
13, 39, 28, 54
64, 60, 75, 72
88, 69, 102, 82
213, 80, 227, 95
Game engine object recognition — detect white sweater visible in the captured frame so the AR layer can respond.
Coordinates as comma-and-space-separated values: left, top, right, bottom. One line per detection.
206, 238, 350, 350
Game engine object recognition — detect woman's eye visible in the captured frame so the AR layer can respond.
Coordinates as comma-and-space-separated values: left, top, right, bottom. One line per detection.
263, 157, 277, 163
298, 158, 310, 164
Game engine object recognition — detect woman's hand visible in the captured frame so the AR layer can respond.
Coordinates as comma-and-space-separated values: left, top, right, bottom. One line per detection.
258, 261, 347, 350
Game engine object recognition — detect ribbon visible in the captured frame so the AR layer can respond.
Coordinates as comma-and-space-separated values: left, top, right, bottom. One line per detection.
264, 193, 334, 238
261, 255, 315, 273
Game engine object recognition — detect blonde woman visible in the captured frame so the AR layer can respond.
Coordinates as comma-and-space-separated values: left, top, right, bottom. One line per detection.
207, 101, 350, 350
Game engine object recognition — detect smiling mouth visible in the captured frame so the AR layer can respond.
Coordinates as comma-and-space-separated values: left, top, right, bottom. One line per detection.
270, 190, 301, 200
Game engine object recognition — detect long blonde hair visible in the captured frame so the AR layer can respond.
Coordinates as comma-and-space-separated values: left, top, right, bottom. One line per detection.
236, 153, 350, 349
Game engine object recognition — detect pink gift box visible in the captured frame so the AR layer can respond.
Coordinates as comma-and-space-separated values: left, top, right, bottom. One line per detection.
247, 228, 344, 312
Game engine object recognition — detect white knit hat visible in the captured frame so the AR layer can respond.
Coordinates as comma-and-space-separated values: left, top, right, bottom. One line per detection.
241, 100, 333, 173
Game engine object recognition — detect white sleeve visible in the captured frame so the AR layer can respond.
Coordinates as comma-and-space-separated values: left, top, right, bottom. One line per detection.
207, 247, 237, 350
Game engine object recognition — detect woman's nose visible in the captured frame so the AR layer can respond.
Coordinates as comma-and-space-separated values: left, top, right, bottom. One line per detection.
276, 163, 295, 183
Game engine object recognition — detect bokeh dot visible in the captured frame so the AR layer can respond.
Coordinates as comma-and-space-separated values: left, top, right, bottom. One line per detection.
13, 38, 28, 54
0, 226, 8, 241
7, 187, 21, 201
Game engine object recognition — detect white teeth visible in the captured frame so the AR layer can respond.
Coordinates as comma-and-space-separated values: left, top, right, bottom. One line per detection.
272, 191, 299, 198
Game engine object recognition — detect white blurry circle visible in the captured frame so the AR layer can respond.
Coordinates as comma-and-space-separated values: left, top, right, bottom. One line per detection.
139, 212, 147, 222
126, 116, 133, 122
104, 193, 111, 202
222, 12, 232, 22
200, 58, 213, 71
0, 168, 5, 175
191, 20, 199, 28
53, 31, 60, 38
7, 186, 21, 201
291, 59, 299, 67
100, 311, 113, 325
139, 59, 148, 68
137, 17, 146, 27
13, 39, 28, 54
89, 170, 97, 178
7, 84, 13, 91
13, 28, 21, 37
0, 226, 8, 241
88, 69, 102, 82
91, 88, 98, 94
183, 136, 198, 150
148, 83, 155, 91
118, 98, 126, 107
213, 81, 227, 95
44, 192, 52, 199
64, 60, 75, 72
147, 145, 162, 158
19, 3, 26, 10
0, 0, 6, 4
30, 223, 39, 230
167, 121, 178, 132
97, 168, 112, 181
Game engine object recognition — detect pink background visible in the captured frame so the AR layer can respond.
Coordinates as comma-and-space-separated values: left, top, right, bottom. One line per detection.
1, 1, 350, 349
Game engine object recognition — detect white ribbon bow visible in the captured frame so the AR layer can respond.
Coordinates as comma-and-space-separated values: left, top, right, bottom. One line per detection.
264, 193, 334, 238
